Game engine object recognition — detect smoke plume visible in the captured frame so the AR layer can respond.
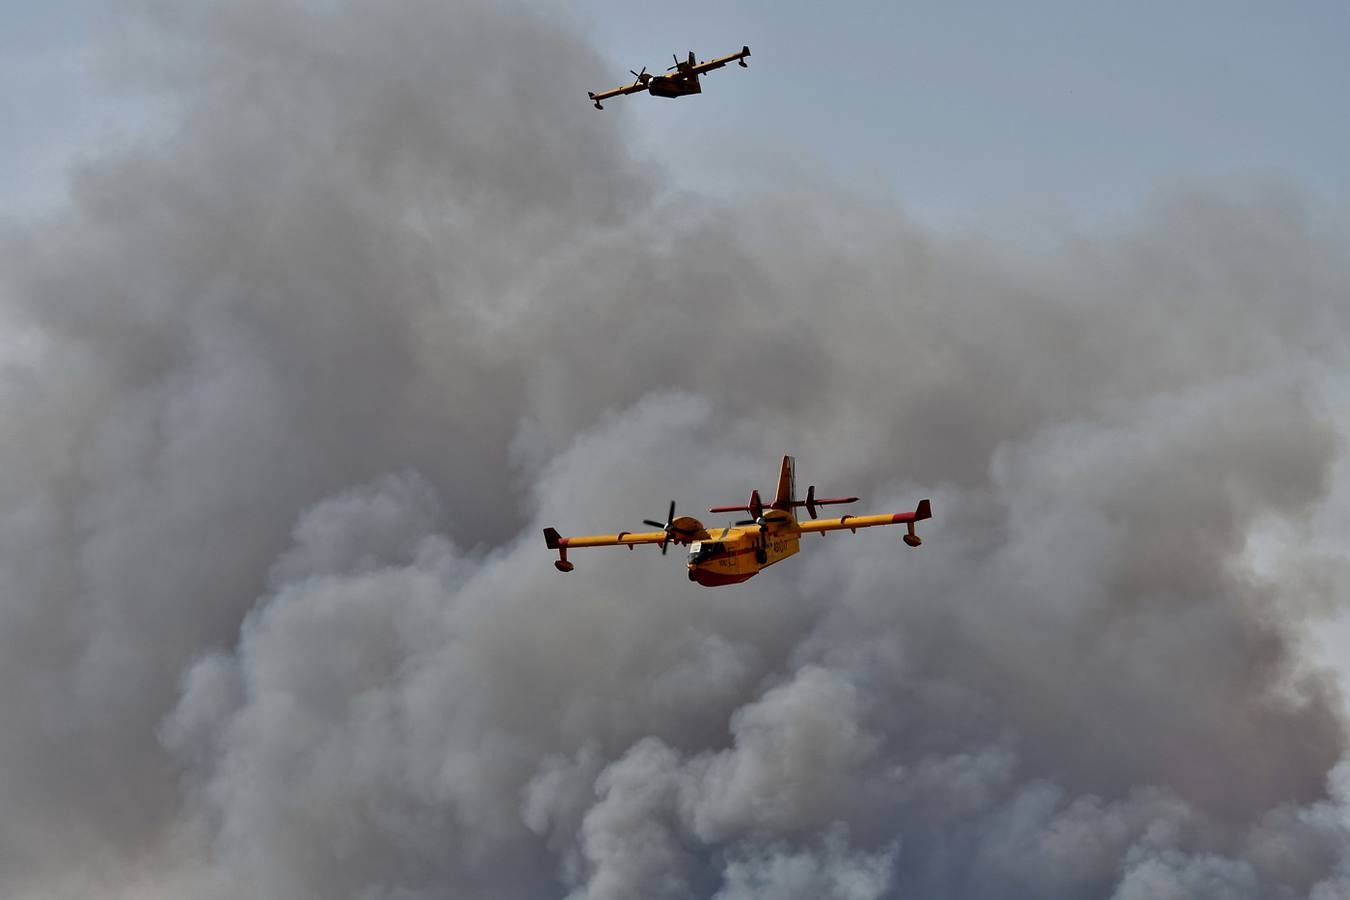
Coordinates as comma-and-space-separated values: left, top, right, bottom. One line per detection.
2, 1, 1349, 897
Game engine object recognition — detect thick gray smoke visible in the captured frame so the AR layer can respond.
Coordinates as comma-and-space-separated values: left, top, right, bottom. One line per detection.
2, 2, 1349, 897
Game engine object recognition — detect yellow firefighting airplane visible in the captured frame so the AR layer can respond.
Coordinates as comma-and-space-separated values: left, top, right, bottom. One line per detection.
588, 46, 751, 110
544, 456, 931, 586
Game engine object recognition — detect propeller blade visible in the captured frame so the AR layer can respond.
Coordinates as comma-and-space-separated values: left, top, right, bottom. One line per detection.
644, 499, 684, 550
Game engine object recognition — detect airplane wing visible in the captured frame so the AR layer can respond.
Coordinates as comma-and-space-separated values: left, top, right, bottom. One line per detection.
797, 499, 932, 543
689, 45, 751, 76
544, 519, 708, 571
544, 527, 669, 549
588, 81, 648, 108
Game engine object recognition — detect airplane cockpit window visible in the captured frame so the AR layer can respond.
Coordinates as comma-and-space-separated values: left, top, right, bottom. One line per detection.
690, 542, 724, 563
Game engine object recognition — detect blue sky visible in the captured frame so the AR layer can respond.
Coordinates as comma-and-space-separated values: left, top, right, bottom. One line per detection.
566, 0, 1350, 227
2, 1, 99, 211
5, 1, 1349, 226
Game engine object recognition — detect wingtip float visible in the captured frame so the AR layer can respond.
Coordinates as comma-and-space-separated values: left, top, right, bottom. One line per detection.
543, 455, 931, 586
588, 45, 750, 110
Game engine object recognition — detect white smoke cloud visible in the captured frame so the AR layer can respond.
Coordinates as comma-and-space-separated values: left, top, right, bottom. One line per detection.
2, 1, 1349, 898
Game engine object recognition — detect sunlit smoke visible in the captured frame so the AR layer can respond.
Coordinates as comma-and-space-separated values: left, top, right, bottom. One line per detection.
2, 2, 1349, 898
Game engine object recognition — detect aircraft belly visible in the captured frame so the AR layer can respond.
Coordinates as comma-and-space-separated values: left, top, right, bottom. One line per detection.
649, 81, 701, 99
692, 568, 756, 587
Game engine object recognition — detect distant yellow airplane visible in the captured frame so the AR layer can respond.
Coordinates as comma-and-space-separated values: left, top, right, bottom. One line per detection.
589, 45, 751, 110
544, 455, 931, 586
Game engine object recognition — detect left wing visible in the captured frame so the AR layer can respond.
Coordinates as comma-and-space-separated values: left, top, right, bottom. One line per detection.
797, 499, 932, 547
690, 45, 751, 76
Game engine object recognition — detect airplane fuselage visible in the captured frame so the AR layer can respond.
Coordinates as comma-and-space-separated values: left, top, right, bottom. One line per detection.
686, 519, 801, 586
647, 74, 703, 99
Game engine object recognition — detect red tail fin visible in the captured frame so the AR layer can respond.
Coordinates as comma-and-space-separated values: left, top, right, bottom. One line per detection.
773, 455, 796, 510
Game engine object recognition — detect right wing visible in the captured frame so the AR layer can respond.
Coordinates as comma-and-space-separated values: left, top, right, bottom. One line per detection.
588, 81, 647, 108
544, 527, 669, 549
544, 526, 674, 571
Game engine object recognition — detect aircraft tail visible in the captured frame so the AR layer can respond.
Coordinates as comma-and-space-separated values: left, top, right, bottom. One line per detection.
773, 455, 796, 510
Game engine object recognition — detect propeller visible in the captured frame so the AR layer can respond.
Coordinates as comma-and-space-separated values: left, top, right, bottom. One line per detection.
643, 500, 692, 555
629, 66, 649, 84
735, 511, 788, 530
668, 53, 680, 71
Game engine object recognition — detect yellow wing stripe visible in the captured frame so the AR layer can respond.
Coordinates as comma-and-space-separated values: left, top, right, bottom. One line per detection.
691, 46, 751, 75
591, 83, 647, 101
559, 530, 669, 549
797, 512, 913, 534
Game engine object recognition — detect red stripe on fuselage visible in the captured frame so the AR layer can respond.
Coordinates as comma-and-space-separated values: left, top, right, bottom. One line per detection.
690, 568, 757, 587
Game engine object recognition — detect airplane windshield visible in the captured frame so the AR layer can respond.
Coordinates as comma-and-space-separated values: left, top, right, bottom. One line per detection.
690, 542, 724, 563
